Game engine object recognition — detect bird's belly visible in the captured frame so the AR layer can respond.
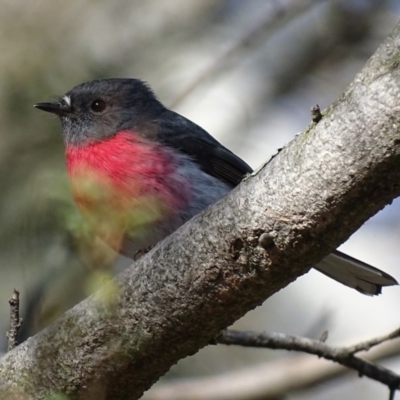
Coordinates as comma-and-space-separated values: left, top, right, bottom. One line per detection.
70, 170, 182, 255
118, 169, 233, 258
119, 214, 186, 257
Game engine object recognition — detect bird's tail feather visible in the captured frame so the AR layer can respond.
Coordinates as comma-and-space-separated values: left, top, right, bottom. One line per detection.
314, 250, 398, 295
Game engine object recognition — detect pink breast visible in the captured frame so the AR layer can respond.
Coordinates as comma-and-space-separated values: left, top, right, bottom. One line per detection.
65, 131, 189, 250
66, 131, 188, 206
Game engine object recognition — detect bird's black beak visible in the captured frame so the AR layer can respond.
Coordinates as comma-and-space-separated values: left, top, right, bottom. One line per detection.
34, 102, 70, 116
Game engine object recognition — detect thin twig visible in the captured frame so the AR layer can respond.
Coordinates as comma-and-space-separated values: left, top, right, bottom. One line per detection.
168, 0, 328, 108
346, 327, 400, 355
217, 329, 400, 391
145, 338, 400, 400
6, 289, 22, 351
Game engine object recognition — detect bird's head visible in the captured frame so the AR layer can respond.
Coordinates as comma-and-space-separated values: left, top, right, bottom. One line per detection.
35, 78, 164, 145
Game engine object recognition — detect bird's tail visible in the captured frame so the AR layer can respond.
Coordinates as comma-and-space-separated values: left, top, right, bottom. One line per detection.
314, 250, 398, 295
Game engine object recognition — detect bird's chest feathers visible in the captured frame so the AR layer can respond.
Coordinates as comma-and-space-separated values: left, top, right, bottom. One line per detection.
65, 132, 188, 248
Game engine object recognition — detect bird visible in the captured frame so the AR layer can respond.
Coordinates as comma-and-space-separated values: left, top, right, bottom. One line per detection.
35, 78, 397, 295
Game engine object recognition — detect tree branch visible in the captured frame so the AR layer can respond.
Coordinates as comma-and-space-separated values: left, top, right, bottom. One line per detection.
6, 289, 22, 352
346, 327, 400, 355
146, 335, 400, 400
168, 0, 328, 108
217, 329, 400, 389
1, 18, 400, 400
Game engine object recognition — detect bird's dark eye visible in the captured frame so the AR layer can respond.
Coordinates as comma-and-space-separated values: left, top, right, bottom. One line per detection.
90, 99, 106, 113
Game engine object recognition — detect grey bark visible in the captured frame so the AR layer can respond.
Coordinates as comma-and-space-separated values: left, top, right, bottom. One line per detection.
2, 20, 400, 400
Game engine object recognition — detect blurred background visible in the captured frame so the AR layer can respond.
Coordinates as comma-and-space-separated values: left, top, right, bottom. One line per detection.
1, 0, 400, 399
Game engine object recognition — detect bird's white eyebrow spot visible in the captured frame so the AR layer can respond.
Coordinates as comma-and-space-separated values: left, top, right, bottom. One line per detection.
62, 95, 71, 107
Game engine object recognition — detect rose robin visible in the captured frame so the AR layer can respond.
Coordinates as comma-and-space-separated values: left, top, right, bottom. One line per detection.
35, 78, 397, 295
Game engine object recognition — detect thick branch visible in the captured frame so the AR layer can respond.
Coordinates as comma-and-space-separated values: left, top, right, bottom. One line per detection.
1, 19, 400, 400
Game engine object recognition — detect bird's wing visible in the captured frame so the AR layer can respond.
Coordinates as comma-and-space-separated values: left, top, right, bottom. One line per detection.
157, 110, 252, 188
157, 110, 398, 296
